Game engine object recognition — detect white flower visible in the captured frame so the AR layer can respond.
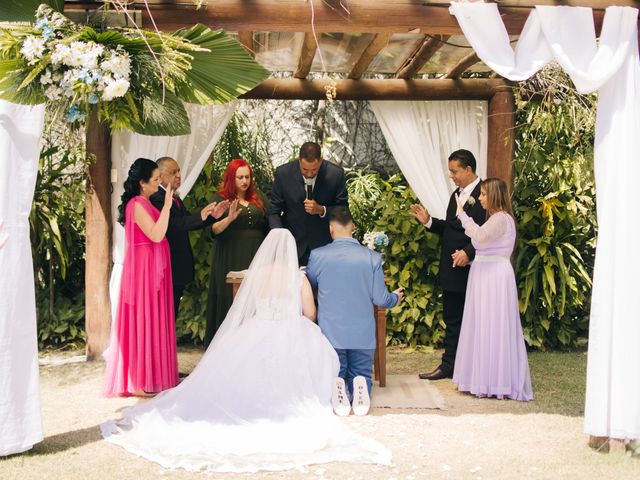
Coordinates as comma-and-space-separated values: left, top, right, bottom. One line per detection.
44, 85, 63, 100
39, 69, 53, 85
63, 41, 104, 69
20, 36, 45, 62
466, 196, 476, 206
51, 44, 69, 65
101, 53, 131, 80
102, 78, 130, 100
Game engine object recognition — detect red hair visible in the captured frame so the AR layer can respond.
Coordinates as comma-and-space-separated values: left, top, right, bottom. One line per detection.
217, 159, 265, 212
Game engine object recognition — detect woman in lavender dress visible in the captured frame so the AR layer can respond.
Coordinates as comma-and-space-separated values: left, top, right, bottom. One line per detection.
452, 178, 533, 401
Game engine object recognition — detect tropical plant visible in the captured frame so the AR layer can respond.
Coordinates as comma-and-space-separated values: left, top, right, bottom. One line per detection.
31, 136, 87, 348
0, 4, 269, 135
176, 112, 274, 342
512, 66, 597, 349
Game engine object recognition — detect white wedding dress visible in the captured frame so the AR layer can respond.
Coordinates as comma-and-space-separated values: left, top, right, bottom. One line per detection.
101, 229, 391, 472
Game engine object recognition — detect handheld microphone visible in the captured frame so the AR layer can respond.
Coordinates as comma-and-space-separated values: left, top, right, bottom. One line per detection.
306, 183, 313, 200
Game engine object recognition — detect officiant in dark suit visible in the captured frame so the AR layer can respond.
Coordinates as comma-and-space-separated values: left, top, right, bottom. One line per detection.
268, 142, 348, 265
410, 149, 486, 380
150, 157, 229, 317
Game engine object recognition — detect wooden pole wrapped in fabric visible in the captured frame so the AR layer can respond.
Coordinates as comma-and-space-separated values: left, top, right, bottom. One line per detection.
487, 88, 516, 186
85, 110, 113, 360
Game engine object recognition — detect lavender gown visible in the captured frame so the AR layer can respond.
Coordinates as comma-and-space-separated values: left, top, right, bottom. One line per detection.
453, 211, 533, 401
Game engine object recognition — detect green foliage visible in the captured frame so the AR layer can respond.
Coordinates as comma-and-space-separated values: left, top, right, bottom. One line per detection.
347, 172, 444, 347
513, 68, 597, 349
31, 140, 87, 348
176, 112, 274, 343
0, 0, 63, 23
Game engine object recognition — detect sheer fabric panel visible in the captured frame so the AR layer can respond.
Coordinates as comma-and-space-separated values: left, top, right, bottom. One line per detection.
371, 100, 487, 219
0, 100, 45, 455
450, 2, 640, 438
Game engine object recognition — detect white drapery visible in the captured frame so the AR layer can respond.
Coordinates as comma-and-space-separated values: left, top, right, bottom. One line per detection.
108, 102, 237, 324
450, 2, 640, 438
371, 100, 488, 219
0, 100, 45, 455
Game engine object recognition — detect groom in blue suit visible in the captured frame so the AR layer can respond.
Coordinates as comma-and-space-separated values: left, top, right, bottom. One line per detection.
306, 207, 403, 397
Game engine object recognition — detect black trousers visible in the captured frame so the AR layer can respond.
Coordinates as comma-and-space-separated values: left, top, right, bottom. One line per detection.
173, 284, 185, 321
441, 289, 466, 373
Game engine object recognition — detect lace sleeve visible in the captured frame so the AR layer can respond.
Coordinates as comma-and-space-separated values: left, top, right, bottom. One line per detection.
459, 211, 508, 245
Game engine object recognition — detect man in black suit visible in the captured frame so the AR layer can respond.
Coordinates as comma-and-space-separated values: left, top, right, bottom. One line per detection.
268, 142, 349, 265
150, 157, 229, 318
410, 149, 486, 380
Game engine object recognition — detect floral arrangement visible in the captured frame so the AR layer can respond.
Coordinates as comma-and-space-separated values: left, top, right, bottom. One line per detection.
0, 5, 269, 135
466, 196, 476, 207
363, 231, 389, 252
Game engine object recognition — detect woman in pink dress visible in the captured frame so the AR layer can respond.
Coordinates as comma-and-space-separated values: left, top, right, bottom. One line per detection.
452, 178, 533, 401
103, 158, 178, 397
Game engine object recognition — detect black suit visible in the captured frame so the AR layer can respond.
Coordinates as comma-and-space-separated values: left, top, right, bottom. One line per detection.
427, 181, 486, 372
268, 160, 348, 265
150, 187, 214, 316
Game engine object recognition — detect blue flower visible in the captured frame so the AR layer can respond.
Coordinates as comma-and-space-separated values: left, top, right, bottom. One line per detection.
374, 233, 389, 248
41, 26, 54, 41
35, 18, 49, 30
88, 93, 99, 104
65, 104, 86, 123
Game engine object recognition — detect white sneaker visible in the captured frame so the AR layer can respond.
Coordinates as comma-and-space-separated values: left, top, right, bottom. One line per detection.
352, 376, 370, 416
331, 377, 351, 416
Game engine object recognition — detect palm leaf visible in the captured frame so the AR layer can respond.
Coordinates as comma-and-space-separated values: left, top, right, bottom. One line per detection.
173, 24, 269, 105
0, 1, 64, 23
133, 91, 191, 136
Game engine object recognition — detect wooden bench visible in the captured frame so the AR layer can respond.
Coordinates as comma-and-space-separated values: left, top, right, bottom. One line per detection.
226, 273, 388, 387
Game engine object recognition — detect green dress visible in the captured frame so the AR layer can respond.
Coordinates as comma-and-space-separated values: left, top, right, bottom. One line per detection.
204, 193, 268, 348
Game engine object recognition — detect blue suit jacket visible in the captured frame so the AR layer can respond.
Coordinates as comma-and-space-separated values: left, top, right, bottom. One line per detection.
306, 238, 398, 350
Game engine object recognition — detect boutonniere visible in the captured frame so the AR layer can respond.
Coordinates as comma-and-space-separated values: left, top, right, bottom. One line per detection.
466, 196, 476, 207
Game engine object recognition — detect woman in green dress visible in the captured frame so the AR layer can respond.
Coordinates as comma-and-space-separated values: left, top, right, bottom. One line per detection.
204, 159, 268, 348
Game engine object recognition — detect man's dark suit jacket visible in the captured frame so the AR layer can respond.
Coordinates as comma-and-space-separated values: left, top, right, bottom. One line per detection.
150, 187, 214, 286
268, 160, 348, 263
428, 182, 486, 292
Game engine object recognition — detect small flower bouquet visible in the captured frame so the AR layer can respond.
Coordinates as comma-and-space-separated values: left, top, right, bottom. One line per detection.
363, 231, 389, 252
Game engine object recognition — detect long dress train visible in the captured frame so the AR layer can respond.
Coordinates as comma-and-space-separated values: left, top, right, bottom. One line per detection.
101, 229, 391, 472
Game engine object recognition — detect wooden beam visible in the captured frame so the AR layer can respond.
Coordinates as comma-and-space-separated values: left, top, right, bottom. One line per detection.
240, 78, 509, 100
65, 1, 606, 35
237, 31, 255, 57
487, 89, 515, 185
85, 110, 113, 361
348, 34, 390, 80
294, 32, 318, 79
445, 51, 481, 79
396, 35, 450, 79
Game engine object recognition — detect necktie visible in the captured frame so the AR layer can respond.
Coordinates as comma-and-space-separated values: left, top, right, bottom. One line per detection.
173, 194, 182, 208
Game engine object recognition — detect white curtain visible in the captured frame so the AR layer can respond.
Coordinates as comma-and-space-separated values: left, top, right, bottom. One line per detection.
108, 102, 236, 325
371, 100, 487, 219
0, 100, 45, 455
450, 2, 640, 439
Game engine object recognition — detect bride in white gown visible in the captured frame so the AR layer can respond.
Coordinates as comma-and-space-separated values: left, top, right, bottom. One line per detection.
101, 229, 391, 472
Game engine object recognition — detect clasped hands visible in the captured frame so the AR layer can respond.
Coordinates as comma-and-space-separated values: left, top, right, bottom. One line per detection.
304, 199, 324, 216
409, 200, 469, 268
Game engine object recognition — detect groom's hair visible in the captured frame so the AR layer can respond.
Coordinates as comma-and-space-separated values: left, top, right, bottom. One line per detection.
448, 149, 476, 172
299, 142, 321, 161
329, 206, 353, 226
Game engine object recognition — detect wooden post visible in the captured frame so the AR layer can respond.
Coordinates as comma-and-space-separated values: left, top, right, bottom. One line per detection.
85, 110, 113, 360
487, 88, 515, 185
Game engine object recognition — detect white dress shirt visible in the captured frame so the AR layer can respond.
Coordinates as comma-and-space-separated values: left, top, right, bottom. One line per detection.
425, 176, 480, 229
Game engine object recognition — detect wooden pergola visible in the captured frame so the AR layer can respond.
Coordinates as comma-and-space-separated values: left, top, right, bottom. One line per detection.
61, 0, 633, 358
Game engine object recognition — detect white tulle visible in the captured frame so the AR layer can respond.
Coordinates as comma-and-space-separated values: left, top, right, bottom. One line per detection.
101, 229, 391, 472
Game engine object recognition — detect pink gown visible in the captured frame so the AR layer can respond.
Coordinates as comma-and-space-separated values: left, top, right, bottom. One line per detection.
453, 211, 533, 401
103, 196, 178, 397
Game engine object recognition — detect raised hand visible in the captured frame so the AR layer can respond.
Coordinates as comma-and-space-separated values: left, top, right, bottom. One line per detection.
227, 199, 240, 222
211, 199, 230, 219
163, 184, 174, 210
410, 203, 430, 225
